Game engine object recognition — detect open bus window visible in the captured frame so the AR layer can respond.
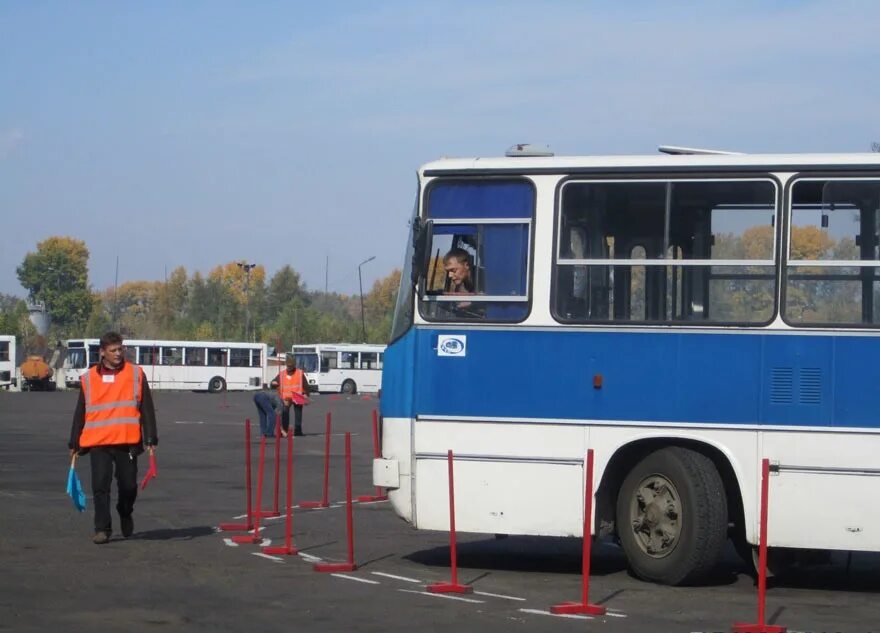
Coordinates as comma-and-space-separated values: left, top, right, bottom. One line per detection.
418, 179, 534, 322
229, 349, 249, 367
185, 347, 206, 366
138, 346, 158, 365
207, 347, 227, 367
554, 179, 777, 324
320, 352, 337, 372
786, 178, 880, 326
162, 347, 183, 366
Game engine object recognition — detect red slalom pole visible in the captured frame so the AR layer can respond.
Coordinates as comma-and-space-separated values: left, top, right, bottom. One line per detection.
357, 409, 388, 502
264, 431, 298, 556
313, 432, 357, 572
301, 412, 332, 508
427, 450, 472, 594
551, 449, 605, 615
732, 459, 787, 633
232, 436, 266, 544
219, 418, 254, 532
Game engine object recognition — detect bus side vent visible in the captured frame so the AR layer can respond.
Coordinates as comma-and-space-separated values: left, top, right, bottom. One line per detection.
799, 368, 822, 405
770, 367, 793, 404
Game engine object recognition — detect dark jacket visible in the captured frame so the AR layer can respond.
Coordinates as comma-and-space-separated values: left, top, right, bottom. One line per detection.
68, 360, 159, 455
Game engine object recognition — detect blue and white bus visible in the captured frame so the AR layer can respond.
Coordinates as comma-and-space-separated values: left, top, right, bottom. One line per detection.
376, 146, 880, 585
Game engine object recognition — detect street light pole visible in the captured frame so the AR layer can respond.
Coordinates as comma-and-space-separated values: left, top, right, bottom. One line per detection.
357, 256, 376, 343
236, 261, 257, 341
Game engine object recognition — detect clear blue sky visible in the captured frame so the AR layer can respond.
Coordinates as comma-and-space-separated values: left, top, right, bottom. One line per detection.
2, 1, 879, 298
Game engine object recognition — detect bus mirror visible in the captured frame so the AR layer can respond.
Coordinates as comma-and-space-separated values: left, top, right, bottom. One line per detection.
411, 218, 433, 286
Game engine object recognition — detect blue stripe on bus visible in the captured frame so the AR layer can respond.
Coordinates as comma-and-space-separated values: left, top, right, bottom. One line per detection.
380, 327, 880, 429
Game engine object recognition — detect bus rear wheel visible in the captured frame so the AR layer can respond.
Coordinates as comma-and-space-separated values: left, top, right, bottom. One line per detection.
615, 446, 727, 585
341, 379, 357, 395
208, 376, 226, 393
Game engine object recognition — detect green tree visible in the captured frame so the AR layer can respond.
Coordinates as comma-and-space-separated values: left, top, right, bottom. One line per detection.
16, 237, 93, 334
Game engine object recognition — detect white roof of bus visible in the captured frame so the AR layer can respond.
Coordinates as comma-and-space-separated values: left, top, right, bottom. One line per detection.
292, 343, 386, 351
421, 151, 880, 173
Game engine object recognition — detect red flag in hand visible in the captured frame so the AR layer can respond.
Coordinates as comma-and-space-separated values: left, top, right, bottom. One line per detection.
289, 393, 310, 406
140, 450, 157, 490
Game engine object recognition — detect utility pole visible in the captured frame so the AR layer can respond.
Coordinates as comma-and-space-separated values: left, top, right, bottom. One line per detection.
236, 261, 257, 341
357, 256, 376, 343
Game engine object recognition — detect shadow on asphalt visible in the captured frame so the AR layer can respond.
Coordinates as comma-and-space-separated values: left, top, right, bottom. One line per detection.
133, 526, 216, 541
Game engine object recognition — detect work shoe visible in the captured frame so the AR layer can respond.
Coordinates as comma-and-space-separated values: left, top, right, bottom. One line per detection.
121, 515, 134, 538
293, 429, 304, 437
93, 531, 110, 545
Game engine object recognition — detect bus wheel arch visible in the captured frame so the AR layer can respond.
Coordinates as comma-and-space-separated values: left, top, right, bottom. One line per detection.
208, 376, 227, 393
596, 438, 741, 585
341, 379, 357, 395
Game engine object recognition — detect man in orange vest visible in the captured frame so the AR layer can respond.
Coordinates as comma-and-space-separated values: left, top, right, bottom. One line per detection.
69, 331, 159, 544
270, 354, 308, 437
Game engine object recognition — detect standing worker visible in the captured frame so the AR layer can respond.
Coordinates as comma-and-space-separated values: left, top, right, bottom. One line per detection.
69, 331, 159, 544
270, 355, 308, 437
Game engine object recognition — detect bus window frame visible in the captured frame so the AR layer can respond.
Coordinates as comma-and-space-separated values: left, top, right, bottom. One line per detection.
417, 176, 537, 324
781, 172, 880, 329
549, 172, 783, 328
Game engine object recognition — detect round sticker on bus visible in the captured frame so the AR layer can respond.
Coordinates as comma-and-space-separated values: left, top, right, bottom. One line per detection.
438, 335, 466, 357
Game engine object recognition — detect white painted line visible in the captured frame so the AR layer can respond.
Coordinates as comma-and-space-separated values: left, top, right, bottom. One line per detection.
473, 590, 526, 602
222, 538, 239, 547
518, 608, 593, 621
248, 527, 266, 534
398, 589, 485, 604
606, 612, 627, 618
233, 514, 248, 519
331, 573, 380, 585
260, 538, 271, 547
262, 515, 284, 521
370, 572, 421, 584
252, 552, 284, 563
298, 552, 323, 563
174, 420, 206, 424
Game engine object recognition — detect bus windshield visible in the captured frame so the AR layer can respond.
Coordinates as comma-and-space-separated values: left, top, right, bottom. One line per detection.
294, 353, 319, 373
65, 348, 88, 369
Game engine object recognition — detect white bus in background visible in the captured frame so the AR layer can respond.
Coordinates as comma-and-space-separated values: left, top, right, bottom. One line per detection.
291, 343, 386, 394
63, 338, 267, 392
0, 335, 15, 389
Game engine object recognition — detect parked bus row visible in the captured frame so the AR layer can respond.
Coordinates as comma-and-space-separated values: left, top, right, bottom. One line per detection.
58, 339, 385, 394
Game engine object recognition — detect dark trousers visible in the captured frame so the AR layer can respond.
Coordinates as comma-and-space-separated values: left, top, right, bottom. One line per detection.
281, 404, 303, 433
253, 392, 277, 437
89, 446, 138, 533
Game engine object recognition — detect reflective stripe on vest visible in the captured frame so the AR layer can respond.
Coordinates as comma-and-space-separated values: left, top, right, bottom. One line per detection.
80, 363, 144, 447
279, 369, 304, 400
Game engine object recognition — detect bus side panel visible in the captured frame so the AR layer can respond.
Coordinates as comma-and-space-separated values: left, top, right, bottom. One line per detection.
763, 430, 880, 551
380, 330, 417, 419
415, 457, 584, 537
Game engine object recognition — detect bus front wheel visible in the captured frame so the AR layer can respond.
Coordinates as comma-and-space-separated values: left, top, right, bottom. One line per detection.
208, 376, 227, 393
341, 379, 357, 395
615, 446, 727, 585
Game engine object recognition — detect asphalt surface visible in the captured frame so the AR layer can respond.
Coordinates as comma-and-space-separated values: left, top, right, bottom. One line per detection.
1, 390, 878, 633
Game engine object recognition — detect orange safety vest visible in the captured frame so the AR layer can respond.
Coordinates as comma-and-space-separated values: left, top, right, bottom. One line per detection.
80, 362, 144, 447
278, 369, 304, 401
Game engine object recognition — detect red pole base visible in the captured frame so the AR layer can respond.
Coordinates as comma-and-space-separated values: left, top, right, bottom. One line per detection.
550, 602, 607, 616
356, 494, 388, 503
262, 545, 299, 556
313, 562, 357, 573
254, 510, 282, 518
230, 534, 262, 544
299, 500, 330, 509
218, 522, 252, 532
731, 624, 787, 633
426, 581, 473, 594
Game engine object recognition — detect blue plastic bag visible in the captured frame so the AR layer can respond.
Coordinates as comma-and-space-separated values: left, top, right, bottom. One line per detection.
66, 460, 87, 512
